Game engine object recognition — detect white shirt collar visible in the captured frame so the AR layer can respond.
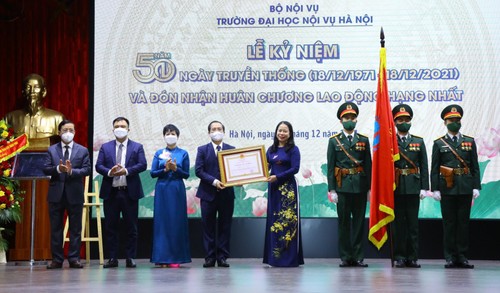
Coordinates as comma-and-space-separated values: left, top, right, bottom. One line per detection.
211, 141, 223, 152
398, 133, 409, 140
342, 130, 356, 138
116, 138, 129, 147
61, 141, 74, 149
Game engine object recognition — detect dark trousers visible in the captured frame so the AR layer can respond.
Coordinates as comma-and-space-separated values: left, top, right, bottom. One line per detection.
103, 189, 139, 259
200, 196, 234, 261
393, 194, 420, 261
440, 194, 472, 262
337, 192, 367, 262
48, 190, 83, 263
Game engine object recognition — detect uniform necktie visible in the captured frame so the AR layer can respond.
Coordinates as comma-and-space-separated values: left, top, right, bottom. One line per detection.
216, 145, 221, 152
402, 137, 406, 143
347, 135, 352, 143
453, 136, 457, 143
64, 145, 69, 161
117, 143, 123, 164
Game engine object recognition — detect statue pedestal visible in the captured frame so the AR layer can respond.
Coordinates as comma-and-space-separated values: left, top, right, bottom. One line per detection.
9, 180, 51, 261
26, 137, 51, 152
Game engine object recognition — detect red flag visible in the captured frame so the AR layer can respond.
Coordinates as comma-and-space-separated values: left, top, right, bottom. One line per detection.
368, 40, 399, 250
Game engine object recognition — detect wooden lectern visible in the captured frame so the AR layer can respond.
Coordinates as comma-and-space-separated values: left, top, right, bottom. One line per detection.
9, 138, 55, 263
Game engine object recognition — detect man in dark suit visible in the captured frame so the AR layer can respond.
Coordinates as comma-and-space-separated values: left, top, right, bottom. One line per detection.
392, 104, 429, 268
43, 119, 91, 269
195, 121, 235, 268
327, 102, 372, 268
96, 117, 147, 268
431, 105, 480, 269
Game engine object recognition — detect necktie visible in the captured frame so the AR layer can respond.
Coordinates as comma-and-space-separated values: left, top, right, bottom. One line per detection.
216, 145, 221, 152
347, 135, 352, 144
453, 136, 457, 143
402, 137, 406, 143
117, 143, 123, 164
64, 145, 69, 161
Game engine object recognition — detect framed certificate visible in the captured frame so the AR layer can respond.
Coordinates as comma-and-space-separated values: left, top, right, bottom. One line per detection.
218, 145, 269, 187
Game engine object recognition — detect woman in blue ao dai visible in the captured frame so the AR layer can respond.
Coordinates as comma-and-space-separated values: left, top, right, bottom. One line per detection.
150, 124, 191, 268
263, 121, 304, 267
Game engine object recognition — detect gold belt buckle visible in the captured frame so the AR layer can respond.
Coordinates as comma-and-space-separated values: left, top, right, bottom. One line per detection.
348, 168, 357, 175
400, 169, 410, 175
454, 168, 464, 175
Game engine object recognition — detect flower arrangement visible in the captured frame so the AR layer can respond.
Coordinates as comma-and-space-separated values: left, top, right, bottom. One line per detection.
0, 119, 25, 251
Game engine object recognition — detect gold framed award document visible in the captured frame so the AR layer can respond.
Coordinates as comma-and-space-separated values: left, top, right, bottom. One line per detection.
218, 145, 269, 187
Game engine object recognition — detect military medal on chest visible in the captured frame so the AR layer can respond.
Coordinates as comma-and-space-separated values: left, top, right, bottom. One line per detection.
460, 142, 471, 151
409, 143, 420, 151
355, 141, 366, 151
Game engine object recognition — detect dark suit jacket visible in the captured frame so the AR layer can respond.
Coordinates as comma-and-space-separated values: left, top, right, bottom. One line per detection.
195, 142, 235, 201
95, 139, 147, 200
43, 142, 91, 204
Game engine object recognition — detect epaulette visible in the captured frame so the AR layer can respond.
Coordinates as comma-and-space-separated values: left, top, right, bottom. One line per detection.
357, 133, 368, 138
329, 133, 341, 138
411, 134, 423, 139
434, 135, 445, 141
463, 134, 474, 139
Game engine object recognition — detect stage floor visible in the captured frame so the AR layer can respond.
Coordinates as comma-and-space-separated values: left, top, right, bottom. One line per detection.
1, 258, 499, 292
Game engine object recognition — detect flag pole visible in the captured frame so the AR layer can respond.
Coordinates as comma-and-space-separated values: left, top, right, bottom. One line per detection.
380, 27, 385, 48
380, 27, 395, 267
389, 223, 394, 267
369, 25, 397, 259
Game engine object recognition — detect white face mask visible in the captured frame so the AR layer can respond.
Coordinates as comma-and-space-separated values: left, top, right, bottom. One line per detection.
210, 131, 224, 142
114, 128, 128, 139
61, 132, 74, 143
164, 134, 178, 146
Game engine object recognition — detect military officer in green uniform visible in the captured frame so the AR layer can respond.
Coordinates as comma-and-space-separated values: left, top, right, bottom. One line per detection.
392, 104, 429, 268
327, 102, 372, 267
431, 104, 480, 269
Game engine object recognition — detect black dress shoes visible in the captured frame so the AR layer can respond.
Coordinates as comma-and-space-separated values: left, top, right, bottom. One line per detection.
457, 260, 474, 269
46, 261, 63, 269
103, 258, 119, 268
217, 259, 230, 268
339, 260, 351, 267
444, 260, 457, 269
395, 259, 406, 268
203, 259, 216, 268
69, 260, 84, 269
405, 260, 421, 268
352, 260, 368, 267
126, 258, 137, 268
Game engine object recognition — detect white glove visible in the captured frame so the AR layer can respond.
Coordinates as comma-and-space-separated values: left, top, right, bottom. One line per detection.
328, 191, 338, 204
419, 190, 427, 200
367, 190, 371, 202
473, 189, 480, 199
433, 191, 441, 201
